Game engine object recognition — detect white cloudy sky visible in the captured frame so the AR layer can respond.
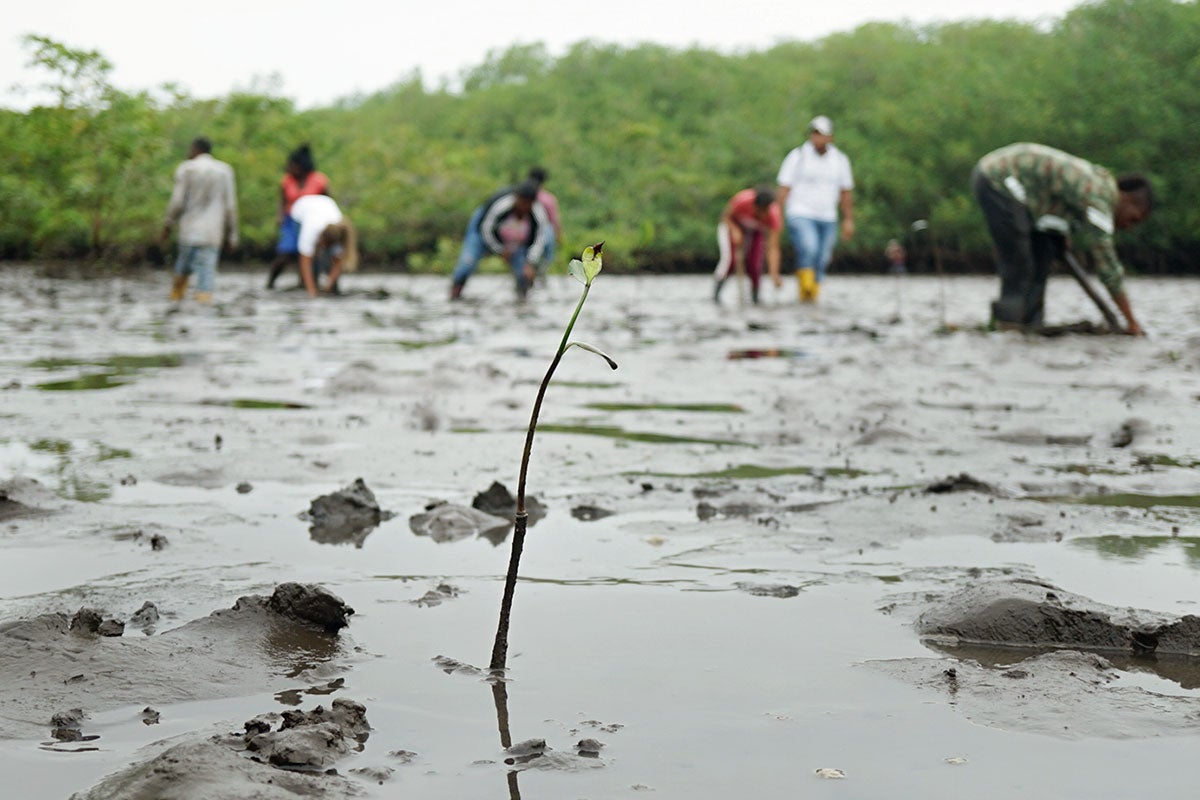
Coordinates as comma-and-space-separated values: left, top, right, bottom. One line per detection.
3, 0, 1085, 109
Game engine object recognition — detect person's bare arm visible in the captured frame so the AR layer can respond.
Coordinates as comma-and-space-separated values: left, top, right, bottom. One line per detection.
323, 256, 343, 292
839, 189, 855, 241
775, 185, 790, 209
1109, 290, 1144, 336
299, 254, 319, 297
767, 228, 782, 288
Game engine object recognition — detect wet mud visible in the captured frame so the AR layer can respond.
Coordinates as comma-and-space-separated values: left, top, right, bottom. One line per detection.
0, 583, 352, 741
3, 270, 1200, 798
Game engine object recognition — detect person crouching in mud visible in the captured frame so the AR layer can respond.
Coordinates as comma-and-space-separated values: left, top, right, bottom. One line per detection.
448, 181, 551, 301
712, 186, 783, 305
971, 142, 1153, 335
290, 194, 358, 297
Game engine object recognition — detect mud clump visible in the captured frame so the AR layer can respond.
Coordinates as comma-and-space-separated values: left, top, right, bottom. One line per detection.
472, 481, 546, 524
306, 478, 395, 547
69, 608, 125, 637
72, 699, 371, 800
412, 583, 460, 607
50, 708, 88, 741
245, 697, 370, 768
260, 583, 355, 634
735, 582, 802, 598
924, 473, 1002, 495
129, 601, 160, 634
571, 504, 615, 521
1110, 417, 1152, 448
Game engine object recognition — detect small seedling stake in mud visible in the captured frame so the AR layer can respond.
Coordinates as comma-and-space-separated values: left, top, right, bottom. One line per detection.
490, 243, 617, 672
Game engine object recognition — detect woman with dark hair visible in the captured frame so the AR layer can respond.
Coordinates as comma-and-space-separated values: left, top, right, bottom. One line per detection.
266, 143, 331, 288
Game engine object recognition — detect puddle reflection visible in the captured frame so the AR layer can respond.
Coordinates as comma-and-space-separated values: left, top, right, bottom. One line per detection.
927, 641, 1200, 690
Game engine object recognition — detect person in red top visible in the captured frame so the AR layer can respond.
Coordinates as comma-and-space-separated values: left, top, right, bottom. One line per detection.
266, 143, 331, 289
712, 187, 782, 305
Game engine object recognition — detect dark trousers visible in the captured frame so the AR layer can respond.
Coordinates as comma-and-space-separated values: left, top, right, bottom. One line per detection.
971, 167, 1064, 326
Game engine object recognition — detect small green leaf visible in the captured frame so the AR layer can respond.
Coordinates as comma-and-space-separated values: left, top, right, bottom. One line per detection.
568, 258, 587, 284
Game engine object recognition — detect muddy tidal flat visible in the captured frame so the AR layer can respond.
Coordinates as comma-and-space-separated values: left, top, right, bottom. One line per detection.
2, 267, 1200, 799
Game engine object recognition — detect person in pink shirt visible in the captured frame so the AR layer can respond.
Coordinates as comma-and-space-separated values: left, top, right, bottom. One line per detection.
712, 187, 782, 305
267, 143, 331, 289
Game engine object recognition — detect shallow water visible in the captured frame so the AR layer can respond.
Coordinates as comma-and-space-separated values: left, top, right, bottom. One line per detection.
1, 268, 1200, 797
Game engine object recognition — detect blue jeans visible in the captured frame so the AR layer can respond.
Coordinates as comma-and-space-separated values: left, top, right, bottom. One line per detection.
450, 206, 530, 292
174, 245, 219, 292
785, 216, 838, 282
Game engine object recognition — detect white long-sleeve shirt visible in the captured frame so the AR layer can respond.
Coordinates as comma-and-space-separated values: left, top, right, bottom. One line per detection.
164, 153, 239, 248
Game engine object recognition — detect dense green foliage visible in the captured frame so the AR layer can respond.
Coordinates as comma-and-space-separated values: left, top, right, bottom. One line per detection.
2, 0, 1197, 273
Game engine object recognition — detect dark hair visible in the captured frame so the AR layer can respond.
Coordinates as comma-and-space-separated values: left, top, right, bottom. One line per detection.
514, 180, 539, 201
191, 136, 212, 154
528, 167, 548, 185
1117, 173, 1154, 212
753, 187, 775, 208
288, 143, 316, 176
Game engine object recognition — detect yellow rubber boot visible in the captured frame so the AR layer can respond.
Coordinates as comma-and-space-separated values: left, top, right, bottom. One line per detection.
194, 291, 213, 305
798, 268, 817, 303
169, 274, 189, 302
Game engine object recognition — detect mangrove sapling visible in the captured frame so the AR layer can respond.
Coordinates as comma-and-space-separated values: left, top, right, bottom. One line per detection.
489, 243, 617, 673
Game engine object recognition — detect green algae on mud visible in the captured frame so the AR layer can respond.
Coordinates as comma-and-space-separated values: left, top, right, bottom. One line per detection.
1035, 493, 1200, 509
633, 463, 868, 479
392, 336, 458, 350
37, 372, 132, 391
536, 423, 752, 447
31, 353, 187, 391
201, 399, 313, 410
585, 402, 744, 413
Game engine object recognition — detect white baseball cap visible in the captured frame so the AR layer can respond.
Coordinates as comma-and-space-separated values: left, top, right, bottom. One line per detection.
809, 115, 833, 135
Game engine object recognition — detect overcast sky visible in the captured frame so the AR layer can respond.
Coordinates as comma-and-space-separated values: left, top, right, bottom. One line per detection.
3, 0, 1085, 109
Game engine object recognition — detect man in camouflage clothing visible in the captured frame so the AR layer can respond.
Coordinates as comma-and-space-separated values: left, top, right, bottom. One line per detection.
971, 143, 1154, 334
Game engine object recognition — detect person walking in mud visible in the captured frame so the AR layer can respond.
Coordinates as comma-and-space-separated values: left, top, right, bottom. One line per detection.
971, 142, 1154, 334
267, 143, 331, 290
774, 115, 855, 303
712, 186, 782, 305
448, 181, 551, 301
528, 167, 562, 279
161, 136, 239, 305
290, 194, 358, 298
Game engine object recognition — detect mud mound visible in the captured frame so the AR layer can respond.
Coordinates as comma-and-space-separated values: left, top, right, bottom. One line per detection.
924, 473, 1002, 495
0, 583, 354, 740
73, 698, 371, 799
916, 579, 1200, 656
0, 476, 57, 520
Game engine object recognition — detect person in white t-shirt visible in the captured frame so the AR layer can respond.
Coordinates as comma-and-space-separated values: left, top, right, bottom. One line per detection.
774, 115, 855, 303
290, 194, 358, 297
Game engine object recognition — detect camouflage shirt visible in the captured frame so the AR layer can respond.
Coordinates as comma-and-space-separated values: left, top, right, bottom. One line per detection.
978, 142, 1124, 294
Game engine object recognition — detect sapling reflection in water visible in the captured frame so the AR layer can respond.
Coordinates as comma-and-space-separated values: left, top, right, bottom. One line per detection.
490, 243, 617, 672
